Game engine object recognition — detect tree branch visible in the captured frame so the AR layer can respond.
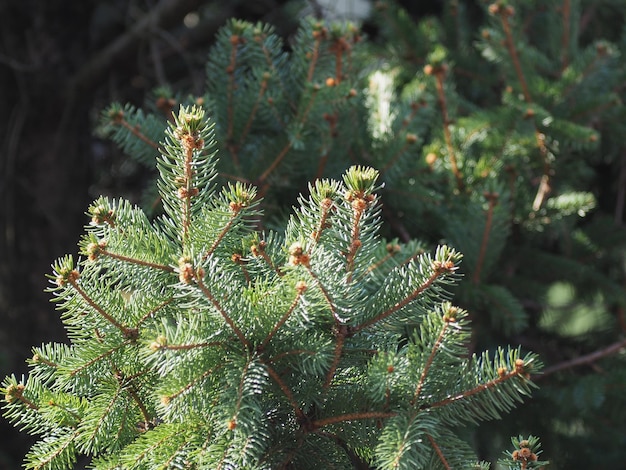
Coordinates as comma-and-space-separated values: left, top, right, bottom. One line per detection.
536, 337, 626, 379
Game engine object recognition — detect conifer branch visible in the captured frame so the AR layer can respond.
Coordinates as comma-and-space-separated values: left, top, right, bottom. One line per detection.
315, 151, 330, 180
100, 248, 175, 273
399, 101, 422, 132
5, 384, 38, 410
329, 36, 349, 84
116, 116, 162, 151
225, 35, 240, 162
317, 431, 372, 469
278, 437, 305, 469
264, 363, 305, 422
425, 364, 527, 410
159, 341, 223, 351
536, 336, 626, 379
307, 32, 323, 82
229, 357, 254, 430
431, 66, 464, 192
32, 353, 58, 368
473, 191, 499, 284
162, 366, 216, 404
362, 243, 401, 278
379, 101, 422, 176
68, 342, 130, 377
531, 131, 551, 211
68, 278, 129, 334
497, 7, 531, 102
48, 399, 82, 424
85, 385, 125, 442
232, 253, 251, 283
491, 5, 554, 211
266, 349, 317, 363
345, 196, 367, 282
251, 241, 283, 276
351, 262, 454, 334
412, 322, 450, 404
138, 297, 174, 325
258, 142, 292, 189
39, 430, 80, 468
303, 265, 346, 388
195, 274, 250, 350
203, 208, 241, 261
260, 285, 305, 351
311, 410, 396, 430
258, 35, 294, 111
427, 434, 451, 470
323, 325, 347, 389
311, 197, 334, 246
258, 85, 319, 186
115, 369, 152, 425
239, 74, 269, 147
305, 265, 341, 323
181, 144, 194, 244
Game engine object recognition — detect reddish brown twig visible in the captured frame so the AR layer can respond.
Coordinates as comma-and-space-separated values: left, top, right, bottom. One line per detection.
536, 337, 626, 379
473, 192, 499, 284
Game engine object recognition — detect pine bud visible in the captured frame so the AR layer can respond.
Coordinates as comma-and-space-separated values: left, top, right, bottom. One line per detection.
149, 335, 167, 352
178, 257, 195, 284
4, 383, 25, 403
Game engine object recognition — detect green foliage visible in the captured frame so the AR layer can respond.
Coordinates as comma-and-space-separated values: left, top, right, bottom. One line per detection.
6, 0, 626, 466
3, 106, 541, 468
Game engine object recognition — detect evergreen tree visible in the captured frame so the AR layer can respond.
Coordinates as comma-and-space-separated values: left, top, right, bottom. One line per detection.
5, 0, 626, 466
3, 105, 541, 468
93, 2, 626, 465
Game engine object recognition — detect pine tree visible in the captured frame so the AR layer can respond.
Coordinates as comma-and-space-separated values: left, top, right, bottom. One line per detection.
3, 105, 541, 468
5, 0, 625, 466
92, 2, 626, 465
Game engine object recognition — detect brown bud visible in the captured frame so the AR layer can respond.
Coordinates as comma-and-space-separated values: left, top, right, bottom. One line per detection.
425, 152, 438, 166
351, 198, 368, 211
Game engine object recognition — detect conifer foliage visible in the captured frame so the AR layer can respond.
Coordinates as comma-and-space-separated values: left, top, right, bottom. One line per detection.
3, 105, 540, 468
93, 4, 625, 465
